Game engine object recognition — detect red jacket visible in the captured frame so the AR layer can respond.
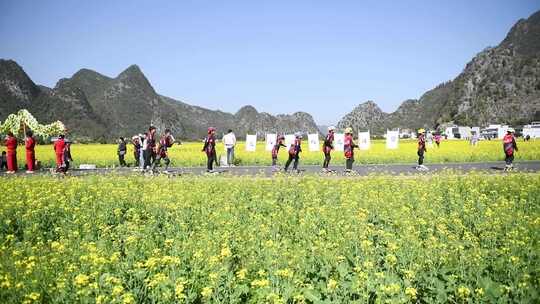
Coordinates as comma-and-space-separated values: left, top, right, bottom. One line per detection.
418, 134, 426, 151
5, 136, 17, 153
323, 132, 334, 153
503, 134, 517, 155
25, 136, 36, 152
54, 138, 66, 155
344, 134, 357, 159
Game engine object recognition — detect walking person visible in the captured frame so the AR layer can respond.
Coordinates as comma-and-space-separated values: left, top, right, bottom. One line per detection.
503, 128, 518, 171
25, 130, 36, 173
223, 129, 236, 167
152, 129, 175, 172
416, 129, 428, 171
4, 132, 17, 174
322, 126, 335, 172
284, 132, 302, 173
64, 138, 73, 172
271, 135, 286, 171
143, 126, 157, 170
53, 134, 66, 174
117, 137, 127, 167
344, 127, 358, 173
434, 133, 442, 148
202, 127, 218, 173
132, 135, 142, 167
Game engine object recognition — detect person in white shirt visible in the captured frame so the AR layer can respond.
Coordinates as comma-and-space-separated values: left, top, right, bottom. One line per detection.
223, 129, 236, 166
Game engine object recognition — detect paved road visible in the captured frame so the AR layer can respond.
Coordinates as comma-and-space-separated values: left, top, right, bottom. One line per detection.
2, 161, 539, 177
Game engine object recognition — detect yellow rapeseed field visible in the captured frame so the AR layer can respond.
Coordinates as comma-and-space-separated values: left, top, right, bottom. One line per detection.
5, 139, 540, 168
0, 173, 539, 303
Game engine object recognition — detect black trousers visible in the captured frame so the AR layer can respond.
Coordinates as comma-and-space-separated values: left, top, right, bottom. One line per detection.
152, 155, 170, 170
134, 151, 140, 166
323, 152, 331, 168
143, 149, 155, 169
118, 153, 126, 166
207, 153, 217, 171
505, 153, 514, 165
285, 154, 299, 171
272, 157, 278, 166
346, 157, 354, 170
418, 150, 424, 165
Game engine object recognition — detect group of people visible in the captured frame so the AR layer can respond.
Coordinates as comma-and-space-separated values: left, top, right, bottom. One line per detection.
0, 125, 522, 174
123, 126, 177, 173
0, 130, 71, 174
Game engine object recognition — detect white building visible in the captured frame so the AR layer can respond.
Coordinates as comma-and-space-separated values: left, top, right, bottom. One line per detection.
444, 126, 472, 139
480, 124, 509, 139
523, 122, 540, 139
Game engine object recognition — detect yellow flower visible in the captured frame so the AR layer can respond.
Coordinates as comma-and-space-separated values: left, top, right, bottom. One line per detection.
251, 279, 270, 288
405, 287, 417, 299
74, 274, 90, 287
457, 286, 470, 299
327, 279, 338, 290
220, 246, 232, 258
112, 285, 124, 296
236, 268, 248, 280
276, 268, 293, 279
201, 287, 213, 298
122, 292, 135, 304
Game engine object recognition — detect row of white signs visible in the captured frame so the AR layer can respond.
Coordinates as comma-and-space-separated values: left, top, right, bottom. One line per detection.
243, 131, 400, 152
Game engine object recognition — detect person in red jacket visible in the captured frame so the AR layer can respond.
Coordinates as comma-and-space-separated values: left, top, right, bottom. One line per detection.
416, 129, 428, 171
322, 126, 335, 172
143, 126, 157, 170
4, 131, 18, 173
54, 134, 66, 173
202, 127, 218, 172
152, 129, 176, 172
285, 132, 302, 173
344, 127, 358, 173
25, 130, 36, 173
271, 134, 286, 171
503, 128, 518, 171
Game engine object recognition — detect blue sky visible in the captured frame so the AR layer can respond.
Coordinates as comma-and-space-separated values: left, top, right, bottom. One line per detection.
1, 0, 538, 125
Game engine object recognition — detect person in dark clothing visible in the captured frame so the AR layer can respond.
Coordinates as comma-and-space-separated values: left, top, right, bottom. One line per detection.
132, 135, 142, 167
202, 127, 218, 172
503, 128, 518, 171
152, 129, 176, 172
285, 132, 302, 172
322, 126, 335, 171
117, 137, 127, 167
271, 135, 286, 170
416, 129, 428, 171
143, 126, 157, 170
344, 127, 358, 172
0, 151, 7, 170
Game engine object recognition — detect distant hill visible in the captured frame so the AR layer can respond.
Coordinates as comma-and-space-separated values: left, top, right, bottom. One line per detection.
338, 10, 540, 134
0, 61, 320, 141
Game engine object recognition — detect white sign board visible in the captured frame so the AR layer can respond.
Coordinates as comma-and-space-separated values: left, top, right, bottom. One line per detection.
334, 133, 345, 151
285, 134, 295, 150
265, 134, 276, 151
386, 131, 399, 149
245, 134, 257, 152
308, 134, 320, 151
358, 131, 370, 150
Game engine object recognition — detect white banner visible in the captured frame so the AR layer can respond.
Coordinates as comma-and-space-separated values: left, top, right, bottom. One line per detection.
308, 134, 320, 151
334, 133, 345, 151
285, 134, 295, 150
358, 131, 370, 150
245, 134, 257, 152
386, 130, 399, 149
265, 134, 277, 151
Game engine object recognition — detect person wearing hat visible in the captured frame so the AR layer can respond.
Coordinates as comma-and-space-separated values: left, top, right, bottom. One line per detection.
503, 128, 518, 171
202, 127, 218, 172
323, 126, 335, 172
117, 137, 127, 167
25, 130, 36, 173
344, 127, 358, 173
4, 131, 18, 174
285, 132, 302, 172
416, 128, 428, 171
271, 134, 286, 171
